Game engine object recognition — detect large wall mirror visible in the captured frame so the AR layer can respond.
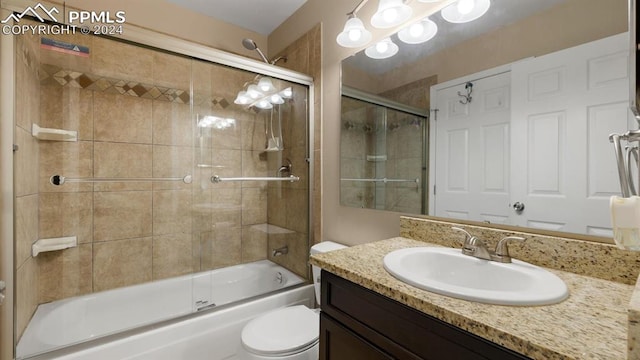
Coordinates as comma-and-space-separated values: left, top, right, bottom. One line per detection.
340, 0, 630, 238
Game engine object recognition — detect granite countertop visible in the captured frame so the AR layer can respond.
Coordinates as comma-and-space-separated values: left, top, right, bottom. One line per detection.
310, 237, 635, 360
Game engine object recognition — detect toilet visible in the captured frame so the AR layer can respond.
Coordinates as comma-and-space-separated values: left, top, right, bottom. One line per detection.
240, 241, 347, 360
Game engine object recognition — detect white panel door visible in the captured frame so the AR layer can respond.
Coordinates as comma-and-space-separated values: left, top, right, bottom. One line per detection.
434, 72, 511, 224
510, 33, 630, 235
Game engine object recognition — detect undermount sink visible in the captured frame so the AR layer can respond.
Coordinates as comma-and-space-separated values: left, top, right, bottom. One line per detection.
383, 247, 569, 306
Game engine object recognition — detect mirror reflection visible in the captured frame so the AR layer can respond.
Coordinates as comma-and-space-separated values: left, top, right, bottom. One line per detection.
340, 0, 629, 237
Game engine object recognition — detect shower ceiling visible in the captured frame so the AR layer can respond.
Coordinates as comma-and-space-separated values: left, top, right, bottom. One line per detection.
165, 0, 308, 35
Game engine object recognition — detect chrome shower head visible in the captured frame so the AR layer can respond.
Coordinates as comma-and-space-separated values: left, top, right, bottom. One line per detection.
241, 38, 269, 64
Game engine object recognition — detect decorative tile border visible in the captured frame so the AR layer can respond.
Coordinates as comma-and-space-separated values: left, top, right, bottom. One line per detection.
39, 63, 192, 104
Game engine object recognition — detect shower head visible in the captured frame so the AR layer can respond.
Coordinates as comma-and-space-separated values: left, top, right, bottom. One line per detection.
242, 38, 269, 64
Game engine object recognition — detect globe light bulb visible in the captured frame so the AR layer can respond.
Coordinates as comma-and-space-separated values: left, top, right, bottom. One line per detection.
457, 0, 475, 15
409, 23, 425, 37
376, 41, 389, 53
383, 7, 398, 23
348, 28, 362, 41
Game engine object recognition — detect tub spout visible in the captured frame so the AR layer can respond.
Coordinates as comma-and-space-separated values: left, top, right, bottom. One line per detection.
272, 246, 288, 257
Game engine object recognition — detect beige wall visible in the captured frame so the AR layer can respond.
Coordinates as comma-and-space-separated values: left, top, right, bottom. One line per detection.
270, 0, 627, 246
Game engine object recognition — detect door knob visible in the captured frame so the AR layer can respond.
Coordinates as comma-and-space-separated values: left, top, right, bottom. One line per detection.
512, 202, 525, 213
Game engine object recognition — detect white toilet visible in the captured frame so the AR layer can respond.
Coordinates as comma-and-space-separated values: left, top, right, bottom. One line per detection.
240, 241, 347, 360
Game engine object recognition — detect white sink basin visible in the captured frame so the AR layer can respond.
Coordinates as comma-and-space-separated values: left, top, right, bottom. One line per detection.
383, 247, 569, 306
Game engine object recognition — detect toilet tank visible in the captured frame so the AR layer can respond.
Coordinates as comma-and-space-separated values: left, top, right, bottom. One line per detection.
310, 241, 347, 304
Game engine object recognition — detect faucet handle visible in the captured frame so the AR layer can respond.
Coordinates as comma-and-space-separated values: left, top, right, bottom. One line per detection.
493, 236, 526, 263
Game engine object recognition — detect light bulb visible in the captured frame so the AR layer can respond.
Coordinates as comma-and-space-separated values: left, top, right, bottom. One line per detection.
457, 0, 475, 15
348, 29, 362, 41
270, 94, 284, 104
257, 77, 275, 92
382, 8, 398, 23
281, 88, 293, 98
234, 91, 250, 105
247, 85, 262, 99
409, 23, 425, 37
376, 41, 389, 53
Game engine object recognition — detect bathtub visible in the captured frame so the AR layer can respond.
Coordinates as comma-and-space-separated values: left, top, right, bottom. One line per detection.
18, 260, 309, 359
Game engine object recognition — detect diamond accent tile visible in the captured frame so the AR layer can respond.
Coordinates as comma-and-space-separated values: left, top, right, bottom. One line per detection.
38, 63, 203, 105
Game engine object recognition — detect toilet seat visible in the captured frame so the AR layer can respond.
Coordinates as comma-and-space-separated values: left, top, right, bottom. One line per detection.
241, 305, 319, 357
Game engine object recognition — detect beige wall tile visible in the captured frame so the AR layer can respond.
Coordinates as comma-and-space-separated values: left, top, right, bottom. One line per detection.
241, 226, 267, 262
152, 101, 192, 146
38, 244, 93, 303
93, 92, 152, 144
93, 237, 153, 292
92, 37, 154, 83
152, 233, 195, 280
93, 191, 152, 241
267, 187, 287, 229
39, 141, 93, 193
16, 195, 39, 268
286, 188, 308, 234
40, 85, 94, 141
210, 226, 241, 269
153, 52, 191, 90
153, 190, 192, 235
241, 187, 267, 225
192, 60, 212, 95
211, 188, 242, 229
15, 127, 39, 197
241, 150, 268, 180
94, 142, 152, 178
209, 113, 243, 150
241, 118, 265, 151
16, 257, 38, 340
39, 192, 93, 244
15, 48, 40, 132
152, 145, 193, 190
268, 231, 309, 278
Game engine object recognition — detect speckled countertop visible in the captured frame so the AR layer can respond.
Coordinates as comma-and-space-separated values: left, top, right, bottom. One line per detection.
310, 237, 634, 360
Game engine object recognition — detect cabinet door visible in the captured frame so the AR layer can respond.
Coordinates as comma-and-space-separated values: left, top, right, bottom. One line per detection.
320, 313, 393, 360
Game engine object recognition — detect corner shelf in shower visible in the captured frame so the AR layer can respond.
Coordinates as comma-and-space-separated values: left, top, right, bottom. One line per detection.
32, 236, 77, 257
32, 124, 78, 142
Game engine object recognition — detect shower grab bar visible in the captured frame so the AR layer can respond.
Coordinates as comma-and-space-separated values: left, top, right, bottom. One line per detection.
50, 174, 193, 186
211, 175, 300, 183
340, 177, 420, 184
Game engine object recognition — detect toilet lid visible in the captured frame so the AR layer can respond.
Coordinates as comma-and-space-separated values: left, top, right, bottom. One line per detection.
241, 305, 319, 356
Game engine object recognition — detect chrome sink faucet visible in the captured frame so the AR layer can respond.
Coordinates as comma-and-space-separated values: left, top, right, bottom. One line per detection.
451, 227, 525, 263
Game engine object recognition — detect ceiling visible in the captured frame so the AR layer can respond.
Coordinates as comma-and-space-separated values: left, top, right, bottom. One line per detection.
344, 0, 567, 75
165, 0, 308, 35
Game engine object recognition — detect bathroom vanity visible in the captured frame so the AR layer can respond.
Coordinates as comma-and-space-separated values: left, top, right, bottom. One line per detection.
311, 236, 636, 359
320, 271, 529, 359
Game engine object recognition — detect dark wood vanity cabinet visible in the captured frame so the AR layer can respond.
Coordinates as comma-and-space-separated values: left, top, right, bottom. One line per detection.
319, 271, 532, 360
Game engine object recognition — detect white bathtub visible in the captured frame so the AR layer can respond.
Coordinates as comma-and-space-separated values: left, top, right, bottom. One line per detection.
18, 260, 308, 359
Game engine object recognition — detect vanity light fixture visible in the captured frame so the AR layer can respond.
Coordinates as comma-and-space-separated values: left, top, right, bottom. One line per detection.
365, 37, 399, 59
441, 0, 490, 23
337, 16, 373, 48
337, 0, 372, 48
234, 91, 251, 105
370, 0, 413, 29
257, 77, 276, 92
398, 18, 438, 44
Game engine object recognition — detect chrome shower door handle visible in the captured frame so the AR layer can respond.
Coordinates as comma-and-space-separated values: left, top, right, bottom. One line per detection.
512, 202, 525, 213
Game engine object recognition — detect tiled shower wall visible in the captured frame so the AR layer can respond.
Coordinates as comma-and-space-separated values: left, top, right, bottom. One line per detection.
14, 22, 41, 339
268, 24, 321, 276
14, 26, 310, 335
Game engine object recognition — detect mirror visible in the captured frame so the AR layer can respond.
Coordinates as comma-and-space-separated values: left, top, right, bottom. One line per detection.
340, 0, 629, 238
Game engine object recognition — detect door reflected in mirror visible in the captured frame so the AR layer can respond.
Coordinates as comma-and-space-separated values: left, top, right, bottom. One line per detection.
339, 0, 628, 239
